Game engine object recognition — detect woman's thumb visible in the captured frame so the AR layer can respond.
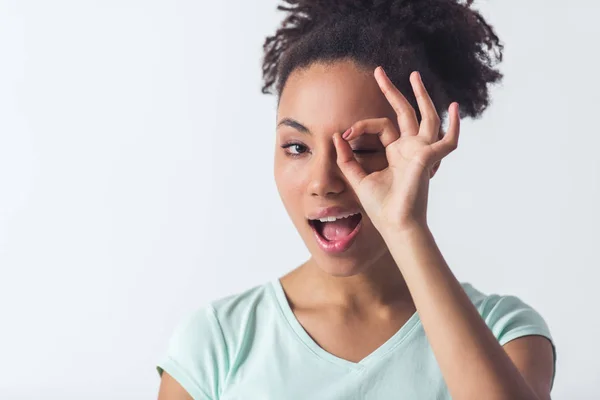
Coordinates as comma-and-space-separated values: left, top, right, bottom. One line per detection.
333, 132, 368, 189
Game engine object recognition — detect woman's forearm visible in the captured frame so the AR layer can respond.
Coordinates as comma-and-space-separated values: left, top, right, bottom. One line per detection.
381, 224, 540, 400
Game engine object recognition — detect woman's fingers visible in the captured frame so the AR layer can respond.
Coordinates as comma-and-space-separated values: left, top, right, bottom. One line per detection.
374, 67, 419, 137
334, 132, 368, 189
430, 102, 460, 161
342, 117, 399, 147
409, 71, 441, 143
334, 117, 399, 188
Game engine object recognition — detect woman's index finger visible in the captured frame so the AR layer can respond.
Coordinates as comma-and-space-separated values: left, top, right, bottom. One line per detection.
374, 66, 419, 136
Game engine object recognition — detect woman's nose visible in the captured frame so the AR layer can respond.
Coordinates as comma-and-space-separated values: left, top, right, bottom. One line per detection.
307, 149, 346, 197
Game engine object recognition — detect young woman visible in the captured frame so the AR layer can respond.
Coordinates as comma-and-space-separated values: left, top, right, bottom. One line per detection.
157, 1, 556, 399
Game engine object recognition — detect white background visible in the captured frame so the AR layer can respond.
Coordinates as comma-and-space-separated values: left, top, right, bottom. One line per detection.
1, 0, 598, 398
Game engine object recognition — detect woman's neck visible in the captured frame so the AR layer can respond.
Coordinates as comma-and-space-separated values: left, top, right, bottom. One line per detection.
281, 251, 412, 313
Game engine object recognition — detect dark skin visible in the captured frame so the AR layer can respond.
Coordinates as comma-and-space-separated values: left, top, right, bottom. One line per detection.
274, 60, 552, 399
274, 60, 423, 362
158, 59, 553, 399
158, 60, 420, 399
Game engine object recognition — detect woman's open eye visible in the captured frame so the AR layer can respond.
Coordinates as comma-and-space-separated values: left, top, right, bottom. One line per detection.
281, 142, 380, 158
281, 142, 308, 158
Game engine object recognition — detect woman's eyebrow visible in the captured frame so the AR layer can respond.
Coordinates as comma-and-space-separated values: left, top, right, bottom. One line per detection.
276, 117, 357, 139
277, 117, 311, 135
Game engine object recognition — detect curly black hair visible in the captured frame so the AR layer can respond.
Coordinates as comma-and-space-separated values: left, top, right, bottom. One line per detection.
261, 0, 504, 121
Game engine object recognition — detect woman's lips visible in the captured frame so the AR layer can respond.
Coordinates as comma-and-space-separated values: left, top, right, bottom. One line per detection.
308, 216, 363, 254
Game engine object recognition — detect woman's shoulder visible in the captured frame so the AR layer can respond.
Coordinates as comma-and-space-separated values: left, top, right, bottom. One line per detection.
209, 279, 274, 315
459, 281, 554, 346
156, 279, 277, 398
177, 279, 277, 343
460, 281, 557, 389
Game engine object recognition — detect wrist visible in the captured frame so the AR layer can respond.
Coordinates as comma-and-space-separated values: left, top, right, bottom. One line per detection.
380, 221, 430, 238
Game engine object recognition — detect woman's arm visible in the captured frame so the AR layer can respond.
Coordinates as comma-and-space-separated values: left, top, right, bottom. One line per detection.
381, 224, 554, 400
158, 371, 195, 400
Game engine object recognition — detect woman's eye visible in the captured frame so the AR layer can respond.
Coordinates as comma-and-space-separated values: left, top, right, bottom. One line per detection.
281, 143, 308, 157
280, 142, 380, 158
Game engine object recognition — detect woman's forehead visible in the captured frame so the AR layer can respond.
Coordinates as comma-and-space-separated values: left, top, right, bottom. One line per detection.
277, 62, 395, 129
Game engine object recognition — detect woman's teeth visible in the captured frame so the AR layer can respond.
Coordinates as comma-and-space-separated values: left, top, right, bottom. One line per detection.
314, 212, 361, 223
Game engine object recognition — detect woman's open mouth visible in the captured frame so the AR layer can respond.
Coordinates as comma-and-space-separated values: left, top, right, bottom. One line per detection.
308, 213, 363, 254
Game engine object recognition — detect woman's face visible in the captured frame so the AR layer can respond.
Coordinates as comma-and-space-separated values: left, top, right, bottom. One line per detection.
274, 59, 400, 276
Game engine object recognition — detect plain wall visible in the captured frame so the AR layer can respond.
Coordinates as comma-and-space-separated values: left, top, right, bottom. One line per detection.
1, 0, 598, 398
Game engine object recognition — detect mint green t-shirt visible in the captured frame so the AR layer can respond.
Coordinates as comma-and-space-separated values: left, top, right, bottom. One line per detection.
156, 279, 556, 399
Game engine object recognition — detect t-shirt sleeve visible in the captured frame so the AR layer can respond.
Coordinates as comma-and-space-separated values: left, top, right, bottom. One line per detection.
156, 305, 229, 400
479, 293, 557, 390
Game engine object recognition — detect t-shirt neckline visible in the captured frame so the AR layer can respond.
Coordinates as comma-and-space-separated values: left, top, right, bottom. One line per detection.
269, 277, 422, 371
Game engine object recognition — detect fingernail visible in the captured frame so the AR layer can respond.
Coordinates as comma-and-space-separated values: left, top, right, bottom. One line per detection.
342, 128, 352, 139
